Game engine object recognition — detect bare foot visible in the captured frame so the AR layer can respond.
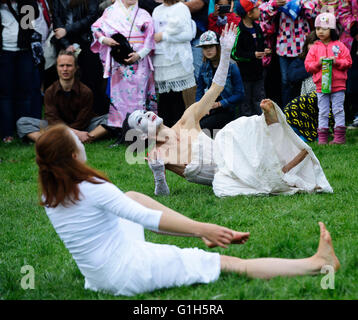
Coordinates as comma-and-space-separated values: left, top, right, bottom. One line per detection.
260, 99, 278, 125
311, 222, 340, 273
202, 231, 250, 248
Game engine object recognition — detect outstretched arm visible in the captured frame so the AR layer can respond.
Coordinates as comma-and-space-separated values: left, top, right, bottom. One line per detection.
125, 191, 250, 248
180, 23, 237, 126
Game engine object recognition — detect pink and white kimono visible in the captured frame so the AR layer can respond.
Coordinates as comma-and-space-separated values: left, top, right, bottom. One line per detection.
91, 0, 157, 127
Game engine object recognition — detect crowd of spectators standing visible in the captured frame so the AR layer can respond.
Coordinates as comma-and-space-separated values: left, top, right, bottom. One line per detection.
1, 0, 358, 145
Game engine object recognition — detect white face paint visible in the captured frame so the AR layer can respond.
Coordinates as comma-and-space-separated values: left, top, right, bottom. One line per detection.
68, 129, 87, 162
128, 110, 163, 136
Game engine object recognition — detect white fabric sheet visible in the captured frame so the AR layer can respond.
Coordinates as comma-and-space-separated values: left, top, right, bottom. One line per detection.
212, 102, 333, 197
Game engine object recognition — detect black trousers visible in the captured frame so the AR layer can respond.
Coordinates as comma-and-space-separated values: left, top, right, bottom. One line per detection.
77, 46, 109, 116
158, 91, 186, 127
200, 107, 236, 137
240, 79, 265, 117
263, 52, 282, 107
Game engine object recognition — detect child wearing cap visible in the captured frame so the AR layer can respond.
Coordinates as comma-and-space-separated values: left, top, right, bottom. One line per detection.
195, 30, 245, 134
305, 12, 352, 144
231, 0, 271, 117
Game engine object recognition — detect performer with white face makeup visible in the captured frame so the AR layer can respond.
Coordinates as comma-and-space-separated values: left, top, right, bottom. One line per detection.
125, 23, 333, 197
128, 110, 163, 136
35, 123, 340, 297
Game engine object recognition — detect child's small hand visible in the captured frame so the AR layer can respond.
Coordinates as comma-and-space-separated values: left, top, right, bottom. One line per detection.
329, 56, 337, 64
154, 32, 163, 43
264, 48, 272, 55
213, 4, 220, 16
212, 102, 221, 109
255, 51, 265, 59
319, 56, 327, 64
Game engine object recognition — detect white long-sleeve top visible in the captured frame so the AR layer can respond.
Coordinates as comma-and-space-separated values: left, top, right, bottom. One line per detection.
45, 179, 221, 296
45, 180, 163, 292
152, 2, 195, 73
152, 2, 194, 54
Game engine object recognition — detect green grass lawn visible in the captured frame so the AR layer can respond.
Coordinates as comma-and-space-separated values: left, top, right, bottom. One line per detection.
1, 130, 358, 300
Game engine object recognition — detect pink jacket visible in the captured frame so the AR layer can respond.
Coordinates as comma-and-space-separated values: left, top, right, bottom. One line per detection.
305, 40, 352, 93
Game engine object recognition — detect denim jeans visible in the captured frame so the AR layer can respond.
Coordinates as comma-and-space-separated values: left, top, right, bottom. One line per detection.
30, 65, 43, 120
279, 56, 296, 108
0, 50, 34, 138
191, 37, 203, 82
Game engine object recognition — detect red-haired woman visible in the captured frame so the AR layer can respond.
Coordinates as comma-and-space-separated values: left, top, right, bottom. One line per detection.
35, 123, 340, 296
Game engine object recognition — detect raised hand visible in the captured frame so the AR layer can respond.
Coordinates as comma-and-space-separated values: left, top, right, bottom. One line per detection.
219, 22, 237, 54
212, 23, 237, 87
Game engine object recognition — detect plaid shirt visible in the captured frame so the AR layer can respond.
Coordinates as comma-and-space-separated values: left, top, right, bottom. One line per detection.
260, 0, 318, 57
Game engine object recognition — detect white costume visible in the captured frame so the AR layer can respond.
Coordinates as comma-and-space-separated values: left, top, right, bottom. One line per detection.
152, 2, 196, 93
45, 180, 220, 296
184, 103, 333, 197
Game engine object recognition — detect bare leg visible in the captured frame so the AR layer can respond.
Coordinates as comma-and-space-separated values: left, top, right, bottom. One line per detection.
220, 222, 340, 279
27, 131, 42, 142
260, 99, 278, 125
88, 125, 108, 141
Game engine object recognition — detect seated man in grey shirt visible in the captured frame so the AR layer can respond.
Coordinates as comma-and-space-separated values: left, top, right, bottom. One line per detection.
17, 50, 108, 143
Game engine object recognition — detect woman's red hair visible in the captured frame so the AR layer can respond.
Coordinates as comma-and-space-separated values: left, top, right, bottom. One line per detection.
36, 124, 109, 208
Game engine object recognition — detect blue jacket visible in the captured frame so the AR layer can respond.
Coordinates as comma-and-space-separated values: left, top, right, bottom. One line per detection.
196, 61, 245, 111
